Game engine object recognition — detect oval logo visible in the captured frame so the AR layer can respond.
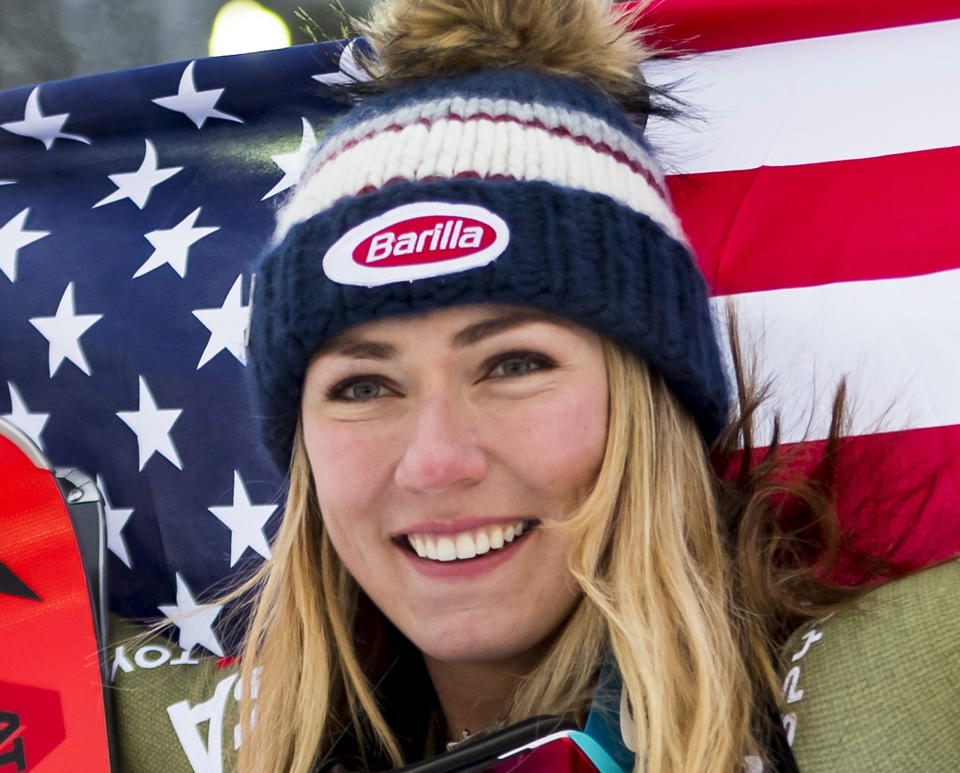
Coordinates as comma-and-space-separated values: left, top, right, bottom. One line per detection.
323, 202, 510, 286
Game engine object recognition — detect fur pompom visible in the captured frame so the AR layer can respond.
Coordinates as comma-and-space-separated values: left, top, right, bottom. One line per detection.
355, 0, 659, 115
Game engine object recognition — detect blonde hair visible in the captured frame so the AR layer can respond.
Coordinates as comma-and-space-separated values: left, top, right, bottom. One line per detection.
235, 339, 767, 773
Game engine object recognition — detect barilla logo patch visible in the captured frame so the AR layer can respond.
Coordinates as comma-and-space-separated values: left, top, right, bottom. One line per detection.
323, 202, 510, 286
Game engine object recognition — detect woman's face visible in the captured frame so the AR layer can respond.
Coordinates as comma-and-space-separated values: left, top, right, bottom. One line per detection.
301, 304, 608, 669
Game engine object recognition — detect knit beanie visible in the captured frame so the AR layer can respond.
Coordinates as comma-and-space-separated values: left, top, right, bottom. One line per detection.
248, 0, 730, 470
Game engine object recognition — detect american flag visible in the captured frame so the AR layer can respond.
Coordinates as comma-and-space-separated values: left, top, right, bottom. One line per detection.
1, 0, 958, 658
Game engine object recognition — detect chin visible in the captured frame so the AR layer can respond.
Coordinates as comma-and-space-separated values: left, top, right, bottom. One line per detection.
407, 613, 555, 667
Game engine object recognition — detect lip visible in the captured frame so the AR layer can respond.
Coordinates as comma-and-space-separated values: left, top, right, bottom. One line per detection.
393, 515, 532, 537
398, 525, 535, 580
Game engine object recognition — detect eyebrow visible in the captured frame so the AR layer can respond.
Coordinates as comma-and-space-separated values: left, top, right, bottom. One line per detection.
451, 309, 564, 348
328, 339, 398, 360
325, 309, 566, 360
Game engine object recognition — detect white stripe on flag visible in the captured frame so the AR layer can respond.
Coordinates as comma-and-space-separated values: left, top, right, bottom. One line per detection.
646, 18, 960, 173
715, 267, 960, 443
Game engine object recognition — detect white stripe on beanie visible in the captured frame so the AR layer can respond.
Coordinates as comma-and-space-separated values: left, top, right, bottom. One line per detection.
277, 113, 681, 242
310, 96, 666, 183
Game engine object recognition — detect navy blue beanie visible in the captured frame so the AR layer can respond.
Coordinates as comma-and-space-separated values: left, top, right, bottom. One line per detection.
248, 69, 729, 470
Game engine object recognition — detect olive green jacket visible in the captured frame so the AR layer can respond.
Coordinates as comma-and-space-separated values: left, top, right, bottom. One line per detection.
109, 560, 960, 772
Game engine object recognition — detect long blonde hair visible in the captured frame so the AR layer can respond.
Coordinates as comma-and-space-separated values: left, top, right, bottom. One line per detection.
235, 339, 772, 773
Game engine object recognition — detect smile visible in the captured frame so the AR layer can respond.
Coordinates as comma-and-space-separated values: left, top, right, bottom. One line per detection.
405, 519, 536, 561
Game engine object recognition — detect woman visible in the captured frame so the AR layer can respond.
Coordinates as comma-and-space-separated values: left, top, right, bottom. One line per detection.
238, 1, 866, 771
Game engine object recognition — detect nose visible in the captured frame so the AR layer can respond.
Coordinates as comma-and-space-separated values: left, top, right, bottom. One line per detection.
394, 393, 487, 493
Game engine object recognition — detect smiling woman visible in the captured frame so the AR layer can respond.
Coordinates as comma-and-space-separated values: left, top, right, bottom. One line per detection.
231, 1, 890, 773
301, 307, 606, 722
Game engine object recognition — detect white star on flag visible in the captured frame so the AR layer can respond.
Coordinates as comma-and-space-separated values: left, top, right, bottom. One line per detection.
152, 61, 244, 129
0, 86, 92, 150
192, 274, 249, 368
2, 382, 50, 450
158, 573, 225, 656
262, 117, 317, 200
208, 470, 276, 566
97, 475, 134, 569
116, 376, 183, 470
134, 207, 220, 279
312, 40, 369, 87
0, 207, 50, 282
93, 139, 183, 209
29, 282, 103, 376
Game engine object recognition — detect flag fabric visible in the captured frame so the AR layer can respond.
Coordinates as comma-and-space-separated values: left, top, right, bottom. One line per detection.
1, 0, 958, 658
632, 0, 960, 573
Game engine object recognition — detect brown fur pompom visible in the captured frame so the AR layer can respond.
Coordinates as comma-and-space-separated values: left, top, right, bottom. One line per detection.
354, 0, 661, 118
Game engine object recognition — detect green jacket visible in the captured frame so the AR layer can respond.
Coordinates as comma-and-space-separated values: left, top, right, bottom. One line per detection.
109, 560, 960, 772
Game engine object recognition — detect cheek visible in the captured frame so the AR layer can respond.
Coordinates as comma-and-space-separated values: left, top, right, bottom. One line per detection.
301, 421, 404, 590
506, 388, 608, 495
301, 421, 393, 527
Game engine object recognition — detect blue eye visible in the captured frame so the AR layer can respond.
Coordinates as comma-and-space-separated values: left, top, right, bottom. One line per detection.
328, 377, 391, 402
345, 381, 383, 400
486, 352, 555, 379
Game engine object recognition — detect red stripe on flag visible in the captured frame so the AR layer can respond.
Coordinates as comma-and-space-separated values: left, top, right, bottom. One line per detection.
667, 146, 960, 294
621, 0, 960, 51
783, 424, 960, 577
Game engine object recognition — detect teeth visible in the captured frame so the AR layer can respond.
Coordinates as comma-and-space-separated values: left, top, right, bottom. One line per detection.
436, 537, 456, 562
406, 520, 530, 562
475, 531, 490, 555
455, 533, 477, 560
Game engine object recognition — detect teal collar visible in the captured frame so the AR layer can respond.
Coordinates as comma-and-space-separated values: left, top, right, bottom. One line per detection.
583, 656, 635, 772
